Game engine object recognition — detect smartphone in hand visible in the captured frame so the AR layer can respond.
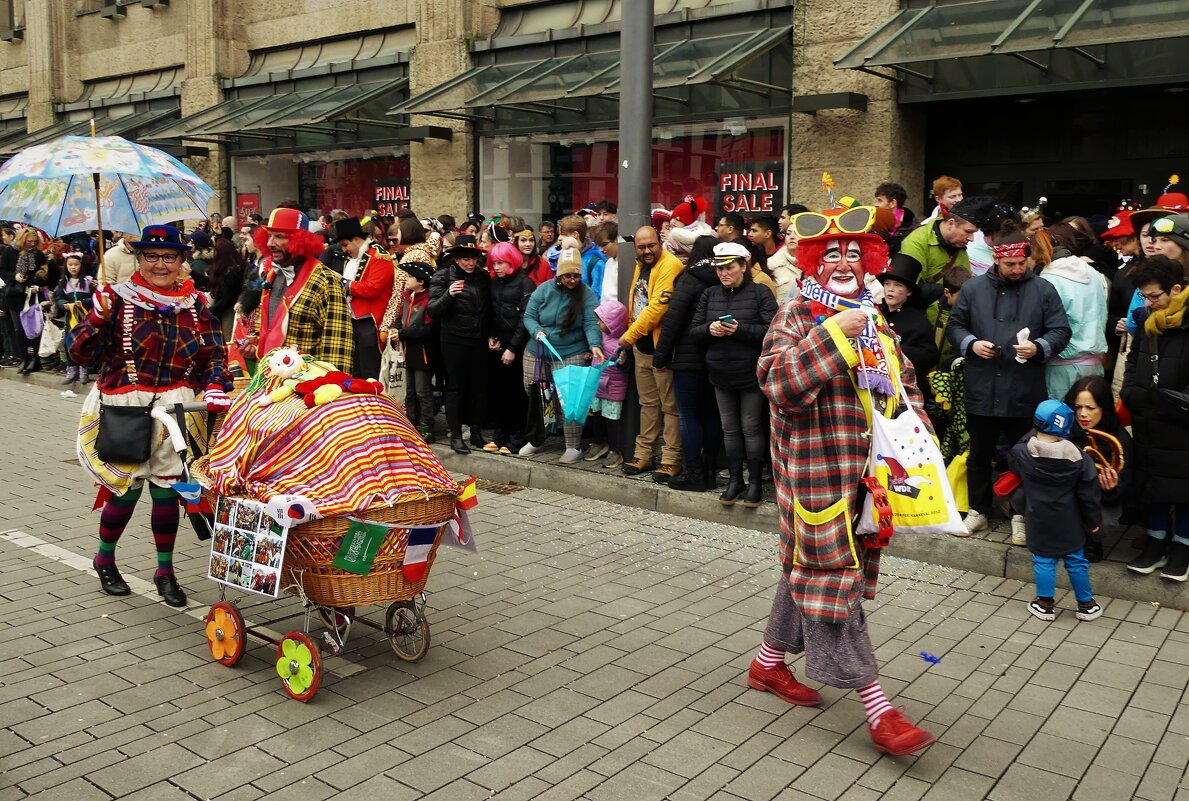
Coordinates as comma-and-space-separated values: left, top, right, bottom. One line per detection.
717, 314, 735, 324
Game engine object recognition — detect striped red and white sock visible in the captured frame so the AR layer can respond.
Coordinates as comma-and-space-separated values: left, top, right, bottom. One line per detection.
755, 641, 785, 669
858, 682, 893, 726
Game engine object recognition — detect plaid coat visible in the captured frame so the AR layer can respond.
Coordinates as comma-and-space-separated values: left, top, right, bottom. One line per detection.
260, 259, 355, 371
758, 296, 926, 624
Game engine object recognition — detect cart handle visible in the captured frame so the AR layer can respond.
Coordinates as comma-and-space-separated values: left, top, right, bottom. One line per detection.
151, 402, 210, 454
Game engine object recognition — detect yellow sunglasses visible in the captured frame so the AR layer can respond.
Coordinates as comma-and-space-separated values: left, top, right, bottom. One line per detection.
789, 206, 877, 240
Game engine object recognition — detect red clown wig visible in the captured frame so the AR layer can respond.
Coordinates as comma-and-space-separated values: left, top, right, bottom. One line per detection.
796, 235, 889, 283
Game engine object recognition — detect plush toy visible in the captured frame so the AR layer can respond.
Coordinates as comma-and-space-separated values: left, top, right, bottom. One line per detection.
256, 348, 333, 407
293, 371, 384, 408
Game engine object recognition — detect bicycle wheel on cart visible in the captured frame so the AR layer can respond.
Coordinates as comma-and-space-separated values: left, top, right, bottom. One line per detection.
386, 599, 430, 662
204, 601, 246, 667
276, 632, 321, 702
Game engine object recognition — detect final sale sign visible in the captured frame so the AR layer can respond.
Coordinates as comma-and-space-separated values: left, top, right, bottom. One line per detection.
715, 160, 785, 216
373, 179, 411, 217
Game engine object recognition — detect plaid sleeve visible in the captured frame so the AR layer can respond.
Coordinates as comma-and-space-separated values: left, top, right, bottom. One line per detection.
194, 304, 234, 391
316, 269, 356, 371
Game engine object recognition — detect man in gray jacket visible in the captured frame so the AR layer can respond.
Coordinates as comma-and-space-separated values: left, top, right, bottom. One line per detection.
947, 228, 1071, 535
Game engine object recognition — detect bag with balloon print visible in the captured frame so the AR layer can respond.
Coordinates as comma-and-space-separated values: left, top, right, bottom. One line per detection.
857, 382, 965, 537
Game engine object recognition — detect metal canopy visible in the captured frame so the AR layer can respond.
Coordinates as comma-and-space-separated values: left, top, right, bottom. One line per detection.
140, 79, 408, 143
0, 108, 179, 158
835, 0, 1189, 73
388, 26, 791, 117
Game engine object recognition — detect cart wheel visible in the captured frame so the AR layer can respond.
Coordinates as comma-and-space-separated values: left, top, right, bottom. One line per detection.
275, 632, 320, 702
385, 600, 431, 663
204, 601, 245, 667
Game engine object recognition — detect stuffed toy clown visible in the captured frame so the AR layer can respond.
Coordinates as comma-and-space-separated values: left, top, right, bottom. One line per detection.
255, 347, 384, 408
748, 203, 939, 758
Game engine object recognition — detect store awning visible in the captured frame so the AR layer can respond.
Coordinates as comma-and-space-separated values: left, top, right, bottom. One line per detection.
836, 0, 1189, 78
0, 108, 180, 158
140, 79, 411, 143
388, 26, 791, 117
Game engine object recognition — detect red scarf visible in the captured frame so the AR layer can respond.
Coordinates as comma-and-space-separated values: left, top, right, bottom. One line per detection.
258, 257, 318, 357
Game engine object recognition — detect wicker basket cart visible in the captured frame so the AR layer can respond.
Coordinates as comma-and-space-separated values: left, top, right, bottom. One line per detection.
186, 367, 468, 702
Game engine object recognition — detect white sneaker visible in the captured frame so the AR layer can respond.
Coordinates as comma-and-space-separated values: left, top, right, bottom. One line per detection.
518, 442, 542, 457
559, 448, 582, 464
1010, 514, 1027, 546
962, 510, 989, 535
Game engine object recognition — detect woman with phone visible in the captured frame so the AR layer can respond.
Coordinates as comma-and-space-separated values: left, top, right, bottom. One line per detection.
688, 241, 778, 506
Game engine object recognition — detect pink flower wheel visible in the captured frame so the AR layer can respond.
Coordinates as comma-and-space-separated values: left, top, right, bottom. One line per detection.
204, 601, 245, 667
275, 632, 321, 702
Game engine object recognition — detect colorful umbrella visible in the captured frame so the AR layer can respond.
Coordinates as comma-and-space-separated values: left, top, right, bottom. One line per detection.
0, 134, 214, 239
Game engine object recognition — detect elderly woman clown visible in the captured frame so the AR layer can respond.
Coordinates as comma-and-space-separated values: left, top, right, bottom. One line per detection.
748, 205, 936, 757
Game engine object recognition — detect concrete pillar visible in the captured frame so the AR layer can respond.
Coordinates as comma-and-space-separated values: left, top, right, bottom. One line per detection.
23, 0, 65, 131
791, 0, 925, 211
181, 0, 241, 215
407, 0, 495, 218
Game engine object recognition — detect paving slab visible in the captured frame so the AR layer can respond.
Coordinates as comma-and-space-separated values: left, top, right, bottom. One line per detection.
0, 378, 1183, 800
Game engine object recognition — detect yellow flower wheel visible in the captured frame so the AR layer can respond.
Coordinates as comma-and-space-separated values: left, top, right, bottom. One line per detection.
204, 602, 245, 667
275, 632, 320, 702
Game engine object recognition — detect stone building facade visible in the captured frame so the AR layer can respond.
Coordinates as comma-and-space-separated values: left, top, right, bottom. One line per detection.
1, 1, 1182, 223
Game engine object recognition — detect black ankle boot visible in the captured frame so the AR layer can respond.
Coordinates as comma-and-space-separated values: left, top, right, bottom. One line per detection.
155, 574, 187, 607
669, 457, 706, 492
742, 459, 764, 508
719, 462, 745, 506
469, 430, 488, 449
94, 560, 130, 596
450, 437, 471, 454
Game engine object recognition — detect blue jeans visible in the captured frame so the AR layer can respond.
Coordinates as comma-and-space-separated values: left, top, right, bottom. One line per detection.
1033, 549, 1093, 603
672, 371, 721, 464
1144, 504, 1189, 546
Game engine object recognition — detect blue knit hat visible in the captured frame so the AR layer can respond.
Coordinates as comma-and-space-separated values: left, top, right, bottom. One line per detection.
1034, 399, 1073, 438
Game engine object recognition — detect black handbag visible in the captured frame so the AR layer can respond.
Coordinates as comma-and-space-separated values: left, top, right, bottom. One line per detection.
95, 402, 155, 463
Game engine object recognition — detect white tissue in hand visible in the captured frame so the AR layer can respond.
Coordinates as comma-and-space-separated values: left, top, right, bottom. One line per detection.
1014, 327, 1031, 363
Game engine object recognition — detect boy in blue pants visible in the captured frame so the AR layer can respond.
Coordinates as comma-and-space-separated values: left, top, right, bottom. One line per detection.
1009, 399, 1104, 622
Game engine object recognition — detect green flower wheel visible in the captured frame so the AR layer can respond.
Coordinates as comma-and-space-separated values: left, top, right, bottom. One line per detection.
275, 632, 320, 702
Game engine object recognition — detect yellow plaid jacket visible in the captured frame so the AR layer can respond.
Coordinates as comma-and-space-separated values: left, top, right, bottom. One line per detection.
262, 261, 355, 371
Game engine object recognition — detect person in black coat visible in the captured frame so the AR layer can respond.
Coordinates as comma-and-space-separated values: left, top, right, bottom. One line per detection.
877, 261, 938, 380
486, 241, 536, 454
653, 235, 722, 492
1120, 257, 1189, 579
427, 237, 491, 453
2, 229, 48, 373
689, 242, 779, 508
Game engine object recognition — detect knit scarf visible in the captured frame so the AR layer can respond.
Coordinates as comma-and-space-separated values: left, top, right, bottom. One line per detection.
1145, 285, 1189, 336
801, 279, 894, 396
113, 271, 199, 313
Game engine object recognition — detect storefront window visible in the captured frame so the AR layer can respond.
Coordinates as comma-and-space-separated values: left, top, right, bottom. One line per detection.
479, 121, 786, 224
300, 157, 411, 218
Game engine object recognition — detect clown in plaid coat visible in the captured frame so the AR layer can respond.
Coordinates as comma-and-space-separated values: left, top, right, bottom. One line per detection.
746, 206, 937, 758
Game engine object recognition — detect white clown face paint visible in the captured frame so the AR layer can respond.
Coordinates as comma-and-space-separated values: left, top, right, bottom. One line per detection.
818, 238, 864, 298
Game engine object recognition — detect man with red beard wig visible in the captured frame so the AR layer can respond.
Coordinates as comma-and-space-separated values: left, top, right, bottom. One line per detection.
749, 205, 937, 757
254, 207, 354, 370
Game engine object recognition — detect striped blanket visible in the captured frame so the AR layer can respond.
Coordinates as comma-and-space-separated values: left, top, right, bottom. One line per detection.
205, 385, 459, 517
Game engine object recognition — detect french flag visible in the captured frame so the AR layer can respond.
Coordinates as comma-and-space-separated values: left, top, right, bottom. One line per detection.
401, 527, 438, 583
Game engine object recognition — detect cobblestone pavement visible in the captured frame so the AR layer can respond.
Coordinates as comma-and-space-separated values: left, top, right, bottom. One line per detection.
1, 379, 1188, 801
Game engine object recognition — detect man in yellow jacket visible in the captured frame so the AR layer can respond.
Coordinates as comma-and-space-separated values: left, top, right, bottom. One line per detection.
618, 226, 686, 481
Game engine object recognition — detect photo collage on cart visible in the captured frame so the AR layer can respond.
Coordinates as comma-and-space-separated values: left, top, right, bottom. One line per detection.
208, 496, 289, 598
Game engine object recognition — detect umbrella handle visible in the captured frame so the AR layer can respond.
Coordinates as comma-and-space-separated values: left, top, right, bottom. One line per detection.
93, 173, 107, 286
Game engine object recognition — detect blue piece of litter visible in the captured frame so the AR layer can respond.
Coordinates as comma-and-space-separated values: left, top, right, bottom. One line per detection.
919, 651, 942, 665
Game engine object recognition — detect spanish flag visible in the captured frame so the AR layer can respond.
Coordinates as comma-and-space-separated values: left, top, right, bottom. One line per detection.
456, 476, 478, 511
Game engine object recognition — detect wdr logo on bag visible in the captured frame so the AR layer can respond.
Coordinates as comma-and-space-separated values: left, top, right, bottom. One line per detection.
877, 456, 934, 499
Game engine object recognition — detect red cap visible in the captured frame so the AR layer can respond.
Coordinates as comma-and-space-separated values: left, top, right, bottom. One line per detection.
1155, 192, 1189, 211
670, 196, 708, 226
